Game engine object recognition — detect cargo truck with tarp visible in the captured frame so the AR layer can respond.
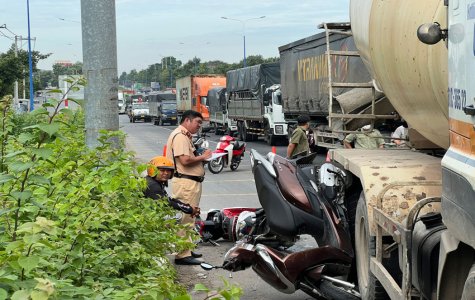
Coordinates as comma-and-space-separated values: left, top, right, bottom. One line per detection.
226, 62, 287, 145
278, 26, 396, 149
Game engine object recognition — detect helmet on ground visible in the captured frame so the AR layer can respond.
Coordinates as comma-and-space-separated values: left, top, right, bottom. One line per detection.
147, 156, 174, 177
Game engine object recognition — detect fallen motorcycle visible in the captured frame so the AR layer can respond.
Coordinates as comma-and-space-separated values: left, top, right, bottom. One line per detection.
206, 149, 360, 299
195, 206, 295, 248
208, 135, 246, 174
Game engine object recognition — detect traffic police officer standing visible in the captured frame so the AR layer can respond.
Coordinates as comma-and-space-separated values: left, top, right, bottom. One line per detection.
166, 110, 212, 265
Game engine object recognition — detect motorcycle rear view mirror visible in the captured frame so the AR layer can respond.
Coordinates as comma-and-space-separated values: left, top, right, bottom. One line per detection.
200, 262, 223, 271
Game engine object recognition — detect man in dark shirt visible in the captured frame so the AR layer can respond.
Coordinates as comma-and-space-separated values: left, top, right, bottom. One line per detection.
144, 156, 200, 217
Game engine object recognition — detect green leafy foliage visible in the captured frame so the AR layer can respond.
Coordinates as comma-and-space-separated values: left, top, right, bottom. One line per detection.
194, 278, 243, 300
0, 91, 200, 299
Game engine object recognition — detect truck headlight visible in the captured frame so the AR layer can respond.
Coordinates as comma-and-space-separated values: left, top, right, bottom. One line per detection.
275, 125, 284, 134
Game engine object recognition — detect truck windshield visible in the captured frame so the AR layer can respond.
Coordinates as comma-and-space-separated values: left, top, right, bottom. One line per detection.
162, 103, 176, 110
132, 103, 149, 109
131, 95, 145, 102
274, 92, 283, 105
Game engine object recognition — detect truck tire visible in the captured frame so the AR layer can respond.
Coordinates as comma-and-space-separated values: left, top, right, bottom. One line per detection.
237, 122, 244, 141
242, 126, 250, 142
355, 192, 389, 300
264, 124, 275, 146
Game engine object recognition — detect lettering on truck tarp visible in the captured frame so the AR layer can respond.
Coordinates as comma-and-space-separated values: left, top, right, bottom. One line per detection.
448, 87, 467, 110
298, 54, 328, 81
297, 52, 349, 82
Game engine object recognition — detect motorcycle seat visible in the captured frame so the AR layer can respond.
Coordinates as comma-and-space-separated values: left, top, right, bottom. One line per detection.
273, 156, 314, 214
233, 142, 245, 150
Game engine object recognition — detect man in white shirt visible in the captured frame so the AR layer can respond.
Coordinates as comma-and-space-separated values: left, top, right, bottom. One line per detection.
391, 120, 409, 148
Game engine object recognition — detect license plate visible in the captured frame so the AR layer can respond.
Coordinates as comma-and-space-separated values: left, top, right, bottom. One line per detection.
141, 115, 145, 118
171, 117, 176, 120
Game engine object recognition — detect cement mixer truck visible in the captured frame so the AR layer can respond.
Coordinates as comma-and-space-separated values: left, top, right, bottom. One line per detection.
326, 0, 475, 299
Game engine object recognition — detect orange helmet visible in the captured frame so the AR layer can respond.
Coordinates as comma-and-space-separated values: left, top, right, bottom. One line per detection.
147, 156, 175, 177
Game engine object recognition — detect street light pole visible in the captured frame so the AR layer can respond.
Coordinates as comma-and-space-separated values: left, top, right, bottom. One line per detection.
221, 16, 265, 67
27, 0, 34, 111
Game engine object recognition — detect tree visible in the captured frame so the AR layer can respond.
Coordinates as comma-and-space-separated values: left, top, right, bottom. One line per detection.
0, 45, 50, 97
35, 70, 55, 90
118, 54, 279, 89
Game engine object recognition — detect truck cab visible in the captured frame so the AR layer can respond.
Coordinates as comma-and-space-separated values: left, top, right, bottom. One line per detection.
263, 84, 288, 145
129, 102, 150, 123
157, 100, 178, 126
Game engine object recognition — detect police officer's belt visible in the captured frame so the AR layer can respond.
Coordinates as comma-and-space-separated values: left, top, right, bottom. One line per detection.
174, 172, 204, 182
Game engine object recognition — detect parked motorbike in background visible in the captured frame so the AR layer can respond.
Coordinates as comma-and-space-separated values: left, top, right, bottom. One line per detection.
203, 149, 360, 299
208, 135, 246, 174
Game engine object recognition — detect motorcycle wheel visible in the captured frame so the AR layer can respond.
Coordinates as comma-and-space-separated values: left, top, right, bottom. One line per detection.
355, 192, 389, 300
230, 158, 240, 171
208, 157, 224, 174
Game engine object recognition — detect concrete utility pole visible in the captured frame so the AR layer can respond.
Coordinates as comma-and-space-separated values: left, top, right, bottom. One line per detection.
81, 0, 119, 148
13, 36, 32, 105
14, 36, 19, 104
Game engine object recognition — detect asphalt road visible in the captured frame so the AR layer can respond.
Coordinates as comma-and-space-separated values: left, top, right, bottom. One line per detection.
120, 114, 315, 300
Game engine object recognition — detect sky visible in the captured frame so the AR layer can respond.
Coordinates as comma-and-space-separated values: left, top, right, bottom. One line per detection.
0, 0, 350, 74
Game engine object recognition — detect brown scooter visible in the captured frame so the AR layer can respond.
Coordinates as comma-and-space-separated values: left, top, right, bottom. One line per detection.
203, 150, 360, 299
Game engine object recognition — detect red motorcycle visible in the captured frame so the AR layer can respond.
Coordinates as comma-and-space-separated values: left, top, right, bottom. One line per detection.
208, 135, 246, 174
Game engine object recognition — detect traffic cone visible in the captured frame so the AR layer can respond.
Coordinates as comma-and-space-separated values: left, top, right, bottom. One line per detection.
163, 145, 167, 156
272, 146, 276, 154
325, 151, 331, 162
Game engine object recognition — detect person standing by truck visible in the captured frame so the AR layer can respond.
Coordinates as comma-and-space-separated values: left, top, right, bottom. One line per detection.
287, 115, 311, 158
166, 110, 212, 265
391, 119, 409, 148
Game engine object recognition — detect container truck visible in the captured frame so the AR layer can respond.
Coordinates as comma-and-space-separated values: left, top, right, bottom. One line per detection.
226, 62, 287, 145
278, 28, 397, 149
207, 87, 237, 135
148, 91, 177, 125
175, 75, 226, 128
323, 1, 475, 299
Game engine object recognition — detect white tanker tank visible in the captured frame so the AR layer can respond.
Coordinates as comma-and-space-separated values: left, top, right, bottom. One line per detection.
350, 0, 449, 149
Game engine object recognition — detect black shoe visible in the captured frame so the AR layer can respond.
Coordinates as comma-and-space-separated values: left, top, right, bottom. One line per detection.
191, 251, 203, 258
174, 256, 202, 265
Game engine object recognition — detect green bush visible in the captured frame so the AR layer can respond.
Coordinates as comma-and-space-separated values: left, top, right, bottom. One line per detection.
0, 94, 198, 299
